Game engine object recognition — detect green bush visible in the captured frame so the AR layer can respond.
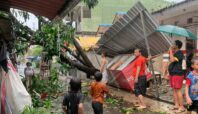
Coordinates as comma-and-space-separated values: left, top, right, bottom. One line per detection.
21, 106, 50, 114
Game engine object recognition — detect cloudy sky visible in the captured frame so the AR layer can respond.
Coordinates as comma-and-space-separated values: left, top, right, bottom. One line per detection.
165, 0, 185, 3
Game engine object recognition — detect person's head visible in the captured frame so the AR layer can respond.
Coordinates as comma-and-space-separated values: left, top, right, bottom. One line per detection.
101, 51, 107, 58
191, 57, 198, 71
26, 62, 32, 67
94, 71, 103, 82
174, 40, 183, 50
134, 48, 142, 57
70, 78, 81, 92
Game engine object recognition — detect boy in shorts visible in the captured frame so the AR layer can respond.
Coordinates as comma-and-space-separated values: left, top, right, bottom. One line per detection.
186, 57, 198, 113
62, 78, 84, 114
90, 71, 109, 114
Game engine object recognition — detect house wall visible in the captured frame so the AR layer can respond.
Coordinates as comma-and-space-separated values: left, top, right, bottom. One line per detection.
153, 5, 198, 54
151, 1, 198, 75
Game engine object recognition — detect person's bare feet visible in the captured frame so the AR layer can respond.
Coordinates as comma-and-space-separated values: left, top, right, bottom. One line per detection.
175, 108, 185, 113
134, 103, 141, 107
169, 105, 179, 110
137, 105, 146, 110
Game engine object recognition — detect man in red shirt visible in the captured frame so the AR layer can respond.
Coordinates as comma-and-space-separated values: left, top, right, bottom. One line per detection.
132, 48, 147, 109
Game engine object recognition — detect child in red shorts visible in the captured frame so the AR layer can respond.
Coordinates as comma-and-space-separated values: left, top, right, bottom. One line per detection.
168, 40, 185, 113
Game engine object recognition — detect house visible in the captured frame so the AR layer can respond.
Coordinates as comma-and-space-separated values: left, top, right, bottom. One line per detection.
152, 0, 198, 56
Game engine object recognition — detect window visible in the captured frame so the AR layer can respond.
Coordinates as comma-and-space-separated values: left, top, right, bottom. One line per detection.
174, 21, 179, 25
160, 20, 164, 25
187, 18, 193, 24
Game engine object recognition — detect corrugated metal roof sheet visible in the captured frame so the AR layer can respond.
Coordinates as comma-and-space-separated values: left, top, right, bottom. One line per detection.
96, 24, 112, 36
0, 0, 80, 20
97, 2, 172, 57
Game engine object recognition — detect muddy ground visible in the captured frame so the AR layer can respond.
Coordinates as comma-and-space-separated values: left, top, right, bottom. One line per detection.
50, 76, 165, 114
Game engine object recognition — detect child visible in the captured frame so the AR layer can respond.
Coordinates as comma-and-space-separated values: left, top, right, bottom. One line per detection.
185, 57, 198, 114
100, 52, 108, 84
168, 40, 185, 113
24, 62, 34, 90
62, 78, 84, 114
90, 71, 109, 114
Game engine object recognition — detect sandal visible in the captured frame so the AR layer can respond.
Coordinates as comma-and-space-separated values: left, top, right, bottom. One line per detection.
169, 106, 179, 110
175, 108, 185, 113
137, 106, 146, 110
133, 103, 141, 107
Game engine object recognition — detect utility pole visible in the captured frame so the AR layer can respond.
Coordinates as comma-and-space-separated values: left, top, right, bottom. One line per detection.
140, 11, 159, 98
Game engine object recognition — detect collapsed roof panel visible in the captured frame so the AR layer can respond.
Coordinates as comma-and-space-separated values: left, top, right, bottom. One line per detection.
97, 2, 172, 57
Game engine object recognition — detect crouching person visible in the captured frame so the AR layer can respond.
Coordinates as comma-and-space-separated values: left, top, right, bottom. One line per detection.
62, 78, 84, 114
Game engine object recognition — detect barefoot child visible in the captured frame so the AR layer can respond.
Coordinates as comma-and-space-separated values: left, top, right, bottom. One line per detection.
24, 62, 34, 90
62, 78, 84, 114
90, 71, 109, 114
186, 57, 198, 114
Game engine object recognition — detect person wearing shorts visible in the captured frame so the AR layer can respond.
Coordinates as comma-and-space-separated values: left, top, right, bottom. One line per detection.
90, 71, 109, 114
185, 57, 198, 114
132, 48, 147, 109
168, 40, 185, 113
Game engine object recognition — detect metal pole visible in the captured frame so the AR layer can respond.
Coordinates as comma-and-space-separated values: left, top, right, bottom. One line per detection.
58, 25, 61, 57
57, 24, 61, 76
91, 48, 101, 67
140, 11, 159, 98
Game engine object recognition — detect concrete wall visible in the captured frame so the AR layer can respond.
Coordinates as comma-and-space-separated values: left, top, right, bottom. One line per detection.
153, 4, 198, 55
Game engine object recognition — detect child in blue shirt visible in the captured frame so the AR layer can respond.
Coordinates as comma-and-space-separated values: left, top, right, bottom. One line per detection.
186, 57, 198, 113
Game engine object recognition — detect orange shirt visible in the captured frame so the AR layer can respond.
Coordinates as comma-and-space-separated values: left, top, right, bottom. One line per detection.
90, 81, 109, 104
132, 55, 146, 77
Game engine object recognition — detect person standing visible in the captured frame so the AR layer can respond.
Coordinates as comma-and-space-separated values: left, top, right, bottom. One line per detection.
185, 57, 198, 114
90, 71, 109, 114
62, 78, 84, 114
168, 40, 185, 113
100, 52, 108, 84
24, 62, 34, 90
132, 48, 147, 109
162, 51, 170, 84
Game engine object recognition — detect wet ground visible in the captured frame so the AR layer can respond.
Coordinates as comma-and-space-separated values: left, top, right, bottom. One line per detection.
146, 78, 185, 104
50, 75, 163, 114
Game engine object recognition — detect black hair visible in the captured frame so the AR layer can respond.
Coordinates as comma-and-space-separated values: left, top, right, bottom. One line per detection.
175, 40, 183, 49
70, 78, 81, 92
134, 48, 142, 53
26, 62, 32, 66
94, 71, 103, 82
191, 57, 198, 65
101, 51, 107, 57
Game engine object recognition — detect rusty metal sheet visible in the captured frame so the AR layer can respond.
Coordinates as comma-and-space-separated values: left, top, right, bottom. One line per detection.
97, 2, 172, 57
0, 0, 80, 19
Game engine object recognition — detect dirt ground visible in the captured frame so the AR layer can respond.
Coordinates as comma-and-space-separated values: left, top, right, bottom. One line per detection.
50, 76, 164, 114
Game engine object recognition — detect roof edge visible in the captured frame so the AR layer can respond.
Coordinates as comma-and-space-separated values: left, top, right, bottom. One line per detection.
152, 0, 195, 15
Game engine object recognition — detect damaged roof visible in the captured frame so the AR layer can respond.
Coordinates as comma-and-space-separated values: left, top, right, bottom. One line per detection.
0, 0, 80, 20
97, 2, 172, 57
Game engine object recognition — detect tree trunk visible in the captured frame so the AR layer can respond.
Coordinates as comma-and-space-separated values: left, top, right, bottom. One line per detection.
60, 54, 98, 76
73, 38, 95, 68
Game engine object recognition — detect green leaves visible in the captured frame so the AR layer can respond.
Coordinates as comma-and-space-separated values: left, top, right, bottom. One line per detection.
34, 21, 75, 60
0, 11, 9, 19
21, 106, 50, 114
83, 0, 99, 9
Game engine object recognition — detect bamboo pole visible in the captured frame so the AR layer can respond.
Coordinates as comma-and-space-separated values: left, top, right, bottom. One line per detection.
140, 11, 159, 98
